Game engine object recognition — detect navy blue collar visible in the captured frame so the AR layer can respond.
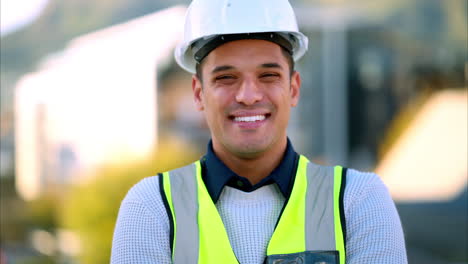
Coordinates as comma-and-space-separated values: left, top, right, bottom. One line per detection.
201, 138, 299, 203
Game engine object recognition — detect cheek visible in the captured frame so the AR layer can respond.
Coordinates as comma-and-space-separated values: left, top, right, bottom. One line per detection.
208, 87, 234, 106
202, 90, 227, 120
269, 86, 292, 105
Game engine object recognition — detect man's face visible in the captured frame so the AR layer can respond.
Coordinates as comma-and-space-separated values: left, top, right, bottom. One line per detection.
192, 39, 301, 159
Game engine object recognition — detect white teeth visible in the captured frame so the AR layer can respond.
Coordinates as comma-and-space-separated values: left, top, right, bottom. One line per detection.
234, 115, 266, 122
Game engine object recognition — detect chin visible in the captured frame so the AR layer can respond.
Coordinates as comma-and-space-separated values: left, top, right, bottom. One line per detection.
227, 140, 271, 158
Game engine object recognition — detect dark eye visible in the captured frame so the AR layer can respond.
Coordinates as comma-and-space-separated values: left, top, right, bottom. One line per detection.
260, 73, 280, 81
215, 75, 235, 80
261, 73, 278, 77
214, 75, 237, 85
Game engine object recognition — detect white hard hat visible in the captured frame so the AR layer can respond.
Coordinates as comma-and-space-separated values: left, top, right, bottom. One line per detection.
175, 0, 309, 73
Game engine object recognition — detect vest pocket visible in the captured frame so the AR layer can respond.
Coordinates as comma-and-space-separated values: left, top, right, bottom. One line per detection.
265, 250, 339, 264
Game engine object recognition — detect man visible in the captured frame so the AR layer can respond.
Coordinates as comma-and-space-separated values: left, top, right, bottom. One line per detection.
111, 0, 407, 263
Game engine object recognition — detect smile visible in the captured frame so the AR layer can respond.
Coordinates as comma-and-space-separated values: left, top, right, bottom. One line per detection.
233, 115, 266, 122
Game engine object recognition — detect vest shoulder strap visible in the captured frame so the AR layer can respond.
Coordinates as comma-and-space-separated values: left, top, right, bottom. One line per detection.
304, 162, 347, 262
159, 162, 200, 263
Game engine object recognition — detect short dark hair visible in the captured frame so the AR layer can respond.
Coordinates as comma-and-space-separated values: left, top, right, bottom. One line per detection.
195, 46, 295, 82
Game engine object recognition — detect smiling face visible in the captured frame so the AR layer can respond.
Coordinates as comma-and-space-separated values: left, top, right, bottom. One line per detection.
193, 39, 301, 160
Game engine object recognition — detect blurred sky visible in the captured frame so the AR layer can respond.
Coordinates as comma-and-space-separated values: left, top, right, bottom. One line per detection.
0, 0, 49, 36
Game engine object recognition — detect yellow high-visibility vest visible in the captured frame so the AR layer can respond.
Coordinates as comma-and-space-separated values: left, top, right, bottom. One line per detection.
160, 155, 346, 263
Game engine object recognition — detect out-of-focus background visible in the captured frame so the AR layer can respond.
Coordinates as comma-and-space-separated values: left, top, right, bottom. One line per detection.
0, 0, 466, 263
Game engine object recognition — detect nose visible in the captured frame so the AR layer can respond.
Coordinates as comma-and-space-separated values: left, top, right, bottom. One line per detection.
235, 79, 263, 105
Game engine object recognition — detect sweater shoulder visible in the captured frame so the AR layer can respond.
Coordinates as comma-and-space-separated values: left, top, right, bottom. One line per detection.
341, 168, 408, 263
121, 175, 163, 213
343, 168, 388, 208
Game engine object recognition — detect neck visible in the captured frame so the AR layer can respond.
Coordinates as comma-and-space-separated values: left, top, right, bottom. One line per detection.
212, 138, 287, 185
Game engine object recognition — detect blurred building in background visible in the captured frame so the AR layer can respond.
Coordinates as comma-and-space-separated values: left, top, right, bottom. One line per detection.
14, 6, 186, 200
292, 2, 466, 168
378, 90, 467, 202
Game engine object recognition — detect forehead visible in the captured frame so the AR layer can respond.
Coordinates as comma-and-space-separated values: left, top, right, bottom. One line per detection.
202, 39, 287, 72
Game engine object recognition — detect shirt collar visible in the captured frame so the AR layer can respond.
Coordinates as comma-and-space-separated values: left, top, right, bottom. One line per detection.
201, 138, 299, 203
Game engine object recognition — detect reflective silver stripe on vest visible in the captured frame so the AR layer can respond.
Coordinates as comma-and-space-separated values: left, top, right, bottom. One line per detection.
305, 162, 336, 250
169, 163, 199, 263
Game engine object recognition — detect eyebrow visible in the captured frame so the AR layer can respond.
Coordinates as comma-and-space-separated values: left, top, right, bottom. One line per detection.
210, 62, 283, 74
260, 63, 283, 70
211, 65, 235, 74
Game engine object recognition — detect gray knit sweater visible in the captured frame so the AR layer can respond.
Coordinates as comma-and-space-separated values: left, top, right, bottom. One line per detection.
111, 168, 408, 263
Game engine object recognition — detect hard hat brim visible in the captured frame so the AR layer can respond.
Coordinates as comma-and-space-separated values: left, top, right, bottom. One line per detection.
175, 31, 308, 74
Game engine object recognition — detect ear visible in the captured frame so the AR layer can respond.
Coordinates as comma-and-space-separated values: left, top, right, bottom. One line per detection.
290, 71, 301, 107
192, 75, 204, 111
